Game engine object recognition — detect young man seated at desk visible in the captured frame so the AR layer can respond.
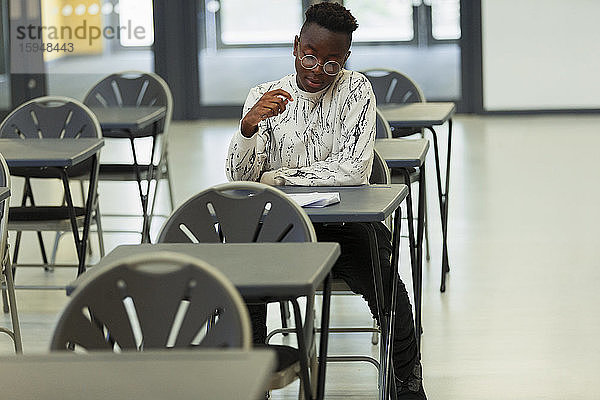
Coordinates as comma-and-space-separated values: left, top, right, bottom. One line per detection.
225, 2, 426, 399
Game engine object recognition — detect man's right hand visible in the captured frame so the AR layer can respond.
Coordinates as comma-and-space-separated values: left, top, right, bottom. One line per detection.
241, 89, 293, 137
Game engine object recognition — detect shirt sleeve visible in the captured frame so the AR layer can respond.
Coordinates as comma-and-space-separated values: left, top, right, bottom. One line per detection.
225, 86, 270, 182
272, 77, 376, 186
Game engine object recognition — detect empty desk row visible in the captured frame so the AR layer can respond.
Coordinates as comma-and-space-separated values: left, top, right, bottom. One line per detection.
59, 181, 409, 400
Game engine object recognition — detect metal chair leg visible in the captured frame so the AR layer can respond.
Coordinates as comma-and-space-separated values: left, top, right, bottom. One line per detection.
371, 319, 379, 345
162, 151, 175, 212
50, 232, 62, 265
2, 254, 22, 353
23, 178, 50, 268
422, 173, 431, 261
12, 231, 22, 266
36, 231, 50, 267
1, 285, 8, 313
279, 301, 290, 336
79, 180, 95, 257
148, 157, 174, 238
94, 200, 105, 257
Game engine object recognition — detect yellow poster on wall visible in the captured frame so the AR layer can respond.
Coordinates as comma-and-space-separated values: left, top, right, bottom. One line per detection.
40, 0, 104, 61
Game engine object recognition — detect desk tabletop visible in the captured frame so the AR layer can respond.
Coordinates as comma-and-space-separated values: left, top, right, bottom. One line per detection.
280, 184, 408, 223
379, 102, 456, 127
83, 242, 340, 300
0, 187, 9, 202
375, 138, 430, 168
90, 106, 166, 131
0, 349, 275, 400
0, 138, 104, 167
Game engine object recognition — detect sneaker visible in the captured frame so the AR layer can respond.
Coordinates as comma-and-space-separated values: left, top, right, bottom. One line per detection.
396, 363, 427, 399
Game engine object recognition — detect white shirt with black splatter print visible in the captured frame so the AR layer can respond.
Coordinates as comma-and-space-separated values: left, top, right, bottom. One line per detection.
226, 70, 376, 186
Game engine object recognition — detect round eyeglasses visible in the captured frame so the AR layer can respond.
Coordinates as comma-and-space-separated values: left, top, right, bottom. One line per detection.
298, 54, 342, 76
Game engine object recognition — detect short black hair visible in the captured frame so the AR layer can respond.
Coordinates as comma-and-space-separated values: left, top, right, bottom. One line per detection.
301, 2, 358, 40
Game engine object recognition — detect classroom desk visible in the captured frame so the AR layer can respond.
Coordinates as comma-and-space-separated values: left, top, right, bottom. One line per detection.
0, 349, 276, 400
280, 184, 408, 400
375, 138, 429, 351
89, 106, 167, 243
375, 138, 429, 169
90, 106, 166, 136
0, 138, 103, 168
0, 138, 104, 275
71, 242, 340, 400
379, 102, 455, 292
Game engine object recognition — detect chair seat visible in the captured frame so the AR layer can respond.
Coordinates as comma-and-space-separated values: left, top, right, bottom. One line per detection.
9, 206, 86, 221
8, 206, 87, 231
267, 344, 301, 371
317, 278, 355, 294
390, 167, 420, 184
9, 163, 94, 180
102, 127, 157, 139
391, 126, 423, 138
259, 344, 302, 390
99, 164, 164, 181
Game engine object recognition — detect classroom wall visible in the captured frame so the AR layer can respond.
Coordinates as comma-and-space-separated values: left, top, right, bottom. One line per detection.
481, 0, 600, 111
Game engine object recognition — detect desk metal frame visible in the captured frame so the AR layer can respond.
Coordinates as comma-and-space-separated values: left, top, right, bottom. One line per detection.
380, 103, 455, 292
71, 242, 339, 400
90, 106, 167, 243
281, 184, 408, 400
375, 138, 429, 353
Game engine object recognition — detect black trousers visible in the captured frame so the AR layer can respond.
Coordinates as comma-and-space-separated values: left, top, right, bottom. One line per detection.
248, 222, 418, 381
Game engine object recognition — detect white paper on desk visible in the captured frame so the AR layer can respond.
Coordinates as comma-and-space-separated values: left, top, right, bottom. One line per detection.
287, 192, 340, 208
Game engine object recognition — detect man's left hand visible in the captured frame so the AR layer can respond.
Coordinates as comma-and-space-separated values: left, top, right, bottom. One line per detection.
260, 171, 285, 186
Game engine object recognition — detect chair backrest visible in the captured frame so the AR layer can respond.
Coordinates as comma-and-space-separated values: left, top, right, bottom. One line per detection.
369, 148, 391, 185
0, 96, 102, 178
362, 69, 426, 138
361, 68, 425, 105
50, 251, 252, 351
0, 96, 101, 140
158, 181, 316, 244
83, 70, 173, 137
375, 108, 392, 139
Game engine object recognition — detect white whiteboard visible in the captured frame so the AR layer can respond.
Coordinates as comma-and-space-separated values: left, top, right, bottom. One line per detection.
482, 0, 600, 111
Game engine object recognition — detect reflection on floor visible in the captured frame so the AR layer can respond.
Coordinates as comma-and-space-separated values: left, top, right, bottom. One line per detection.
2, 113, 600, 399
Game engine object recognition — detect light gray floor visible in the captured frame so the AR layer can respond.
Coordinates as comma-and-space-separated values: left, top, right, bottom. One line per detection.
2, 113, 600, 399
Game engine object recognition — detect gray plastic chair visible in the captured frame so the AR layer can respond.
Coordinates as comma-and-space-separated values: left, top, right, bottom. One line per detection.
50, 251, 251, 351
158, 181, 315, 244
363, 68, 424, 105
264, 152, 391, 375
0, 96, 104, 270
84, 71, 174, 238
0, 153, 22, 353
363, 68, 426, 138
318, 149, 389, 359
375, 108, 393, 139
158, 181, 317, 397
370, 147, 392, 186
